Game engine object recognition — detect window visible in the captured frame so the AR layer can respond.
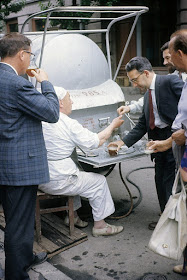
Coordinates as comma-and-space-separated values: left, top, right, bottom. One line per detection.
32, 19, 45, 31
6, 19, 18, 33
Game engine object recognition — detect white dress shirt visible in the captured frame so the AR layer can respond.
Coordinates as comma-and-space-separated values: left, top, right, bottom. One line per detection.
172, 81, 187, 144
150, 74, 168, 129
129, 97, 144, 114
172, 70, 187, 82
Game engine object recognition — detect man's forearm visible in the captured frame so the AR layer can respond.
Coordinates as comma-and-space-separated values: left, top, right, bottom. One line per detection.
163, 137, 173, 150
149, 137, 172, 152
171, 129, 186, 146
98, 123, 115, 146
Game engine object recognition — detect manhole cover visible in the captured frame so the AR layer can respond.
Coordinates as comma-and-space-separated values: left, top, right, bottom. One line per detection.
142, 274, 167, 280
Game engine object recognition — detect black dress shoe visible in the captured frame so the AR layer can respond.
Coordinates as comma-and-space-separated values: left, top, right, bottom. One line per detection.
148, 222, 157, 230
26, 252, 47, 271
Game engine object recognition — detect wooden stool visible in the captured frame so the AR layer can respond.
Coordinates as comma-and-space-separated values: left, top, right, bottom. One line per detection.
35, 191, 74, 242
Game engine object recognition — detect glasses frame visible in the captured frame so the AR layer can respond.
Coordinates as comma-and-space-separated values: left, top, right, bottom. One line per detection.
129, 71, 144, 84
23, 50, 35, 59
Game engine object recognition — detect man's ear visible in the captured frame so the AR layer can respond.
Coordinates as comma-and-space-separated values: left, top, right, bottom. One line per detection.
18, 50, 24, 62
178, 49, 183, 58
59, 99, 64, 108
144, 70, 149, 77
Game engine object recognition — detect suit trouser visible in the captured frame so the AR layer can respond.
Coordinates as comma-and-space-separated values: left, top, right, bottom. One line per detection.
0, 185, 38, 280
39, 171, 115, 221
150, 127, 176, 212
150, 126, 176, 212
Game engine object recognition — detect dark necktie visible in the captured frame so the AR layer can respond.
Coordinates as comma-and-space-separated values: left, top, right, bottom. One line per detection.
149, 89, 155, 130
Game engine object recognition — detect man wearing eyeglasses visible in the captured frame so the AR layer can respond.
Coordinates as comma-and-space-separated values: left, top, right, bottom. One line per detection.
109, 56, 184, 229
118, 43, 187, 116
0, 33, 59, 280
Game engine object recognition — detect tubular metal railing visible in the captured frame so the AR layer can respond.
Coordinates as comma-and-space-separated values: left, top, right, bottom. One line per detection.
21, 6, 149, 80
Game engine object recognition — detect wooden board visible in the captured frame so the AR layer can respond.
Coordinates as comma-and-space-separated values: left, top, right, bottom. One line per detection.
0, 213, 88, 258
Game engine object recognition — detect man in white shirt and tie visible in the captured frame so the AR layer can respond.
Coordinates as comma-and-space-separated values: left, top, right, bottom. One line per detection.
109, 56, 184, 229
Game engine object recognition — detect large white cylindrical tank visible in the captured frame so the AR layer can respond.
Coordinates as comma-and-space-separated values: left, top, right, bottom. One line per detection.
29, 33, 110, 90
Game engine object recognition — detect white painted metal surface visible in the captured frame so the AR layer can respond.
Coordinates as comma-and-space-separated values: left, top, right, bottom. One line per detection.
29, 33, 110, 90
69, 79, 124, 111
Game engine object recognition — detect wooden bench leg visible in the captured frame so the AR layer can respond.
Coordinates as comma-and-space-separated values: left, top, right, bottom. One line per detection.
35, 197, 42, 243
35, 193, 75, 241
68, 196, 74, 236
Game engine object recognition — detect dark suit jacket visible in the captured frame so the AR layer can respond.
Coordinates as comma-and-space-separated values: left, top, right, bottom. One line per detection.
123, 74, 184, 147
0, 63, 59, 186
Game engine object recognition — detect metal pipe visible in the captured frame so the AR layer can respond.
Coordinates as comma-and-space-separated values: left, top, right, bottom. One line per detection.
23, 29, 108, 36
124, 113, 136, 127
105, 30, 112, 79
105, 10, 146, 80
38, 12, 51, 68
113, 13, 140, 81
77, 146, 88, 157
34, 12, 51, 88
33, 16, 116, 20
21, 6, 149, 34
136, 17, 142, 56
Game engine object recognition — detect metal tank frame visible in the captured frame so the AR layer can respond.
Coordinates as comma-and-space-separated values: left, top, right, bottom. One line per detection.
21, 6, 149, 82
20, 6, 149, 178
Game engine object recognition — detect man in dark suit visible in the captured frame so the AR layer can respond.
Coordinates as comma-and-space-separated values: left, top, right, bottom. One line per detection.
110, 56, 184, 227
0, 33, 59, 279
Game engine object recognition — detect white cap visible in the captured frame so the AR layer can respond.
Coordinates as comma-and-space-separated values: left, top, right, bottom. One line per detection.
54, 86, 67, 100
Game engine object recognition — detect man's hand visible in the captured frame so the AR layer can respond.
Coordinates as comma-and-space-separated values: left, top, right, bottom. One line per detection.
111, 115, 124, 128
172, 129, 185, 146
108, 140, 124, 152
147, 138, 172, 153
31, 69, 49, 83
117, 105, 130, 115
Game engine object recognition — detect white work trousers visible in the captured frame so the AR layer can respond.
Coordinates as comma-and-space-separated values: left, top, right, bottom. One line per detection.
39, 171, 115, 221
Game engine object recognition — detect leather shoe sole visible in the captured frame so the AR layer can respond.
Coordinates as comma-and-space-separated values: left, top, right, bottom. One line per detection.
173, 264, 187, 275
26, 252, 47, 271
64, 216, 88, 228
92, 223, 123, 237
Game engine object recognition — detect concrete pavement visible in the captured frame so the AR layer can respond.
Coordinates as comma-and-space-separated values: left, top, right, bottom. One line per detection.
48, 155, 186, 280
0, 237, 71, 280
0, 155, 186, 280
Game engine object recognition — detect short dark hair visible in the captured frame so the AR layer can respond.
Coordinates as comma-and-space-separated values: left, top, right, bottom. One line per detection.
125, 56, 153, 73
160, 42, 169, 52
0, 32, 31, 59
170, 29, 187, 55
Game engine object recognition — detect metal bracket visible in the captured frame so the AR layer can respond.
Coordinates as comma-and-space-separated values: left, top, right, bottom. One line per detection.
98, 117, 110, 128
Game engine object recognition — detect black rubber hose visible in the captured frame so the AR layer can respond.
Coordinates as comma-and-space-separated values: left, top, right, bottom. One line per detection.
104, 164, 116, 177
126, 166, 154, 209
109, 165, 154, 219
